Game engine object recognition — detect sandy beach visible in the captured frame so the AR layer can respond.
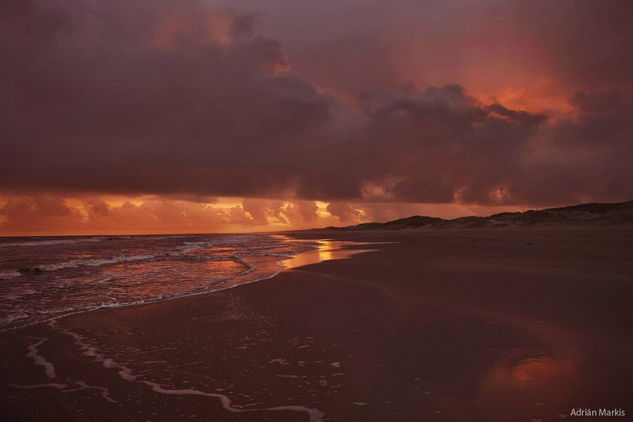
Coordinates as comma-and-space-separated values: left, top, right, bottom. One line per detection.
2, 228, 632, 421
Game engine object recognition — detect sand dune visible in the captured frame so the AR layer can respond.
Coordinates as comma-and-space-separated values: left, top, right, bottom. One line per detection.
324, 200, 633, 230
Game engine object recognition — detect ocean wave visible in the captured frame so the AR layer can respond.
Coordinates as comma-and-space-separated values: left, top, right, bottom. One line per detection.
0, 311, 31, 325
0, 262, 285, 332
22, 239, 303, 274
30, 254, 157, 272
23, 241, 219, 273
0, 234, 331, 332
0, 270, 22, 280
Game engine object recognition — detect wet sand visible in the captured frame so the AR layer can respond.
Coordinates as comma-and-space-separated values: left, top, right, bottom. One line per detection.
1, 228, 632, 421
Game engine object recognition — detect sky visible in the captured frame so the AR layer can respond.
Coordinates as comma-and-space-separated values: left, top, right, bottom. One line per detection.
1, 0, 633, 235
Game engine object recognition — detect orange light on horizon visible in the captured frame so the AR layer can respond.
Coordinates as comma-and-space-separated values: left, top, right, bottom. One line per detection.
0, 193, 531, 237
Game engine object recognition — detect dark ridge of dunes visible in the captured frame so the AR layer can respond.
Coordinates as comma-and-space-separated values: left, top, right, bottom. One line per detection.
323, 200, 633, 230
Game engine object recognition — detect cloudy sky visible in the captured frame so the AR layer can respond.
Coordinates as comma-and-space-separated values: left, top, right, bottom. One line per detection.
2, 0, 632, 235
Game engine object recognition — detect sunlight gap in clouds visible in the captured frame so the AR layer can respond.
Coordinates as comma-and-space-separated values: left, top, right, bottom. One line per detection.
0, 194, 532, 236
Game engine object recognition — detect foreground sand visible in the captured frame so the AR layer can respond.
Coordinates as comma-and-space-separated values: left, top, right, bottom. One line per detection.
1, 228, 632, 421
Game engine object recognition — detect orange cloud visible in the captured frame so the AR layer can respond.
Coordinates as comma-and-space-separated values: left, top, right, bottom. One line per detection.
0, 193, 529, 236
0, 194, 327, 236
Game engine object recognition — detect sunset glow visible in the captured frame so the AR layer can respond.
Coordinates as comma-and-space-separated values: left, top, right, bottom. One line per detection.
1, 0, 632, 235
0, 193, 532, 236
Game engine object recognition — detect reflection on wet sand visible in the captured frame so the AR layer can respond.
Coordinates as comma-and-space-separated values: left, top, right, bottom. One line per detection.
281, 240, 377, 270
509, 355, 573, 386
485, 353, 576, 391
477, 350, 579, 420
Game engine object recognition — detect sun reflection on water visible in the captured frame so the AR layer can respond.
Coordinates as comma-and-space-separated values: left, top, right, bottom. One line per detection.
281, 239, 376, 270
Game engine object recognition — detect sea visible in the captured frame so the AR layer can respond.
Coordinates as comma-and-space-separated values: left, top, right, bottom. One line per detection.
0, 234, 328, 331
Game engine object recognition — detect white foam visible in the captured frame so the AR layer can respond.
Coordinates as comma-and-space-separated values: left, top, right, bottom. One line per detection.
54, 323, 324, 422
40, 306, 78, 315
34, 254, 156, 272
10, 383, 67, 389
0, 311, 30, 326
0, 270, 21, 280
63, 381, 118, 403
26, 338, 56, 378
27, 239, 241, 273
9, 380, 116, 404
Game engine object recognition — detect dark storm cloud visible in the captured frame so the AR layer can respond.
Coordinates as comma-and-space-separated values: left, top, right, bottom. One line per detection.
223, 0, 633, 97
1, 0, 632, 206
328, 85, 549, 204
350, 85, 633, 205
515, 89, 633, 204
0, 0, 331, 195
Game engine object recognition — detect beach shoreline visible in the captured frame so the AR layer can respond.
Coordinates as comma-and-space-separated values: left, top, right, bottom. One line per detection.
2, 228, 632, 421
